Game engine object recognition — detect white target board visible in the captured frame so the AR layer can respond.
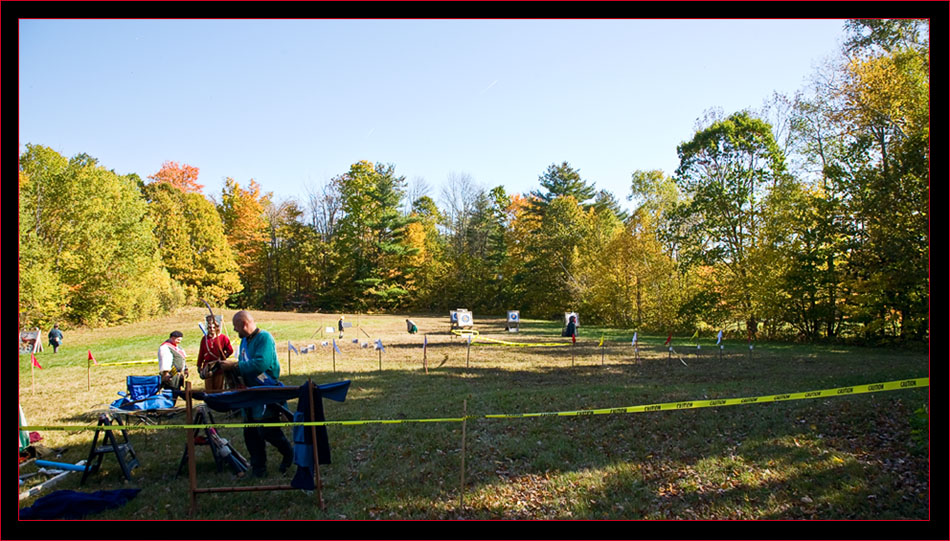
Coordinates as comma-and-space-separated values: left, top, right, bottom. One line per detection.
507, 310, 520, 332
457, 310, 473, 328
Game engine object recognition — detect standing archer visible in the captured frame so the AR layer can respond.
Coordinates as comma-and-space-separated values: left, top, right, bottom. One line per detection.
197, 316, 234, 392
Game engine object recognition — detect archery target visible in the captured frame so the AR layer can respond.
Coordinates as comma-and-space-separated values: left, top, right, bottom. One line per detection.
458, 311, 473, 327
564, 312, 579, 327
507, 311, 520, 323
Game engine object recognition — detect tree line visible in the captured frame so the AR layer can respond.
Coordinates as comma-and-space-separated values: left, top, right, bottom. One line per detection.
18, 20, 928, 344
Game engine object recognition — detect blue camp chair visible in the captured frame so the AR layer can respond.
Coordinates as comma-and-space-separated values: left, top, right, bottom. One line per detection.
111, 375, 176, 411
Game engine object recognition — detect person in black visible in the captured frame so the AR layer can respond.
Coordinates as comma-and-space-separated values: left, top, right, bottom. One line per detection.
48, 325, 63, 353
562, 315, 577, 338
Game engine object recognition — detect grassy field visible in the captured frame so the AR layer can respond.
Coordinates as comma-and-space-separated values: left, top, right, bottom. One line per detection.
17, 308, 930, 522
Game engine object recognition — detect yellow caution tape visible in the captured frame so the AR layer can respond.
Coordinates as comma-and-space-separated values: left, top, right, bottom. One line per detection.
484, 377, 929, 419
19, 377, 927, 433
95, 359, 158, 367
451, 329, 480, 336
468, 335, 570, 347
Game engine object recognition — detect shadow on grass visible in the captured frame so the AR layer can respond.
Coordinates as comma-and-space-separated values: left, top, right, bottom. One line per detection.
20, 349, 928, 520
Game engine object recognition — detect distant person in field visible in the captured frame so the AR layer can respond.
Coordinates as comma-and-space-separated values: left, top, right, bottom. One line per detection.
406, 319, 418, 334
338, 315, 345, 339
48, 324, 63, 353
197, 316, 234, 392
158, 330, 188, 390
562, 315, 577, 338
219, 310, 294, 478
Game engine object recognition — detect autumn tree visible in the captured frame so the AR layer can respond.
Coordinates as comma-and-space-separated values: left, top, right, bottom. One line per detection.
148, 161, 204, 193
143, 180, 243, 305
217, 177, 271, 307
19, 145, 182, 327
404, 195, 449, 311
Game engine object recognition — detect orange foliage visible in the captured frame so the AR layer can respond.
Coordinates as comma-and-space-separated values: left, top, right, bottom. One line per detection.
148, 161, 204, 193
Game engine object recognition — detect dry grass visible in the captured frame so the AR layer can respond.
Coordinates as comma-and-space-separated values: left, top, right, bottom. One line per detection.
17, 308, 930, 525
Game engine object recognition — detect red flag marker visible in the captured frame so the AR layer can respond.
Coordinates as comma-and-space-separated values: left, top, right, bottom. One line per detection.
88, 350, 98, 365
664, 333, 672, 346
31, 353, 43, 369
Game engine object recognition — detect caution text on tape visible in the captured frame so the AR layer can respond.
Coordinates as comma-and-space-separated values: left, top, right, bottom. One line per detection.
19, 378, 927, 432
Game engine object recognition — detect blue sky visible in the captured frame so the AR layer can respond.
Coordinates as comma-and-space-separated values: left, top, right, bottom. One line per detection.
19, 19, 847, 212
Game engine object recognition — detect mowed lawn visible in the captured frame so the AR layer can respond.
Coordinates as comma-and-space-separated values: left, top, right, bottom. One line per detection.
18, 308, 930, 521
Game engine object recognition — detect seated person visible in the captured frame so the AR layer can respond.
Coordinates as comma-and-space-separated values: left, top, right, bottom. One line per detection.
159, 331, 188, 390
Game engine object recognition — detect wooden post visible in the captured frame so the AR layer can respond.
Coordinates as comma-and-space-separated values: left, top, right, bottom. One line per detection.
423, 335, 428, 374
601, 344, 605, 366
185, 381, 198, 516
571, 341, 575, 367
378, 348, 382, 372
87, 356, 91, 391
332, 346, 336, 373
459, 399, 467, 512
288, 346, 292, 376
307, 379, 326, 510
466, 337, 471, 368
31, 339, 39, 395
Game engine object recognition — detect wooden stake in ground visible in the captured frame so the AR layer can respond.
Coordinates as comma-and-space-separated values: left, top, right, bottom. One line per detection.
376, 339, 384, 371
600, 334, 606, 366
31, 340, 40, 394
466, 334, 471, 368
307, 378, 326, 511
331, 339, 340, 373
185, 381, 198, 516
423, 335, 428, 374
571, 335, 576, 367
459, 398, 467, 512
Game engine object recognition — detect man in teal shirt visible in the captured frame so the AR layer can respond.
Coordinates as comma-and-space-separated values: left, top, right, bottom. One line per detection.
220, 310, 294, 477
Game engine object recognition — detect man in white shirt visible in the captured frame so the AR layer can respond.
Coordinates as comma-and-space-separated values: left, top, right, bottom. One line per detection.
159, 330, 188, 389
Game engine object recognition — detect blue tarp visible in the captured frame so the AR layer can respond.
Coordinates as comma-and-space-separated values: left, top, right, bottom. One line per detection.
19, 489, 141, 519
182, 380, 350, 412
